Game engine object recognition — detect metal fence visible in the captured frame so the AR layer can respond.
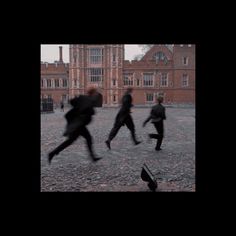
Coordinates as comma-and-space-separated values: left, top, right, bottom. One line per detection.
41, 98, 54, 113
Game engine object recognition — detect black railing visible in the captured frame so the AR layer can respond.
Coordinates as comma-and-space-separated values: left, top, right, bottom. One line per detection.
41, 98, 54, 113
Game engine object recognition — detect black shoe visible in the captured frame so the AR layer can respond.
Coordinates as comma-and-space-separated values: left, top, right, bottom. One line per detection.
105, 140, 111, 150
48, 151, 59, 164
155, 147, 162, 151
48, 152, 55, 165
135, 141, 142, 146
91, 155, 102, 162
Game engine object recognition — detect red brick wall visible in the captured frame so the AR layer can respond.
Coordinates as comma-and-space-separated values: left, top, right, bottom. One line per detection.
41, 62, 69, 105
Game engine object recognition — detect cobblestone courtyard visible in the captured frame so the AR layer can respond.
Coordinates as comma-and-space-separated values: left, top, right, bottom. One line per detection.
41, 107, 195, 192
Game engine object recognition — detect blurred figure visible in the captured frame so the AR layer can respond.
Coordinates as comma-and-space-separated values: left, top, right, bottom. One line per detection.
60, 101, 64, 112
48, 88, 101, 164
105, 88, 141, 150
143, 95, 166, 151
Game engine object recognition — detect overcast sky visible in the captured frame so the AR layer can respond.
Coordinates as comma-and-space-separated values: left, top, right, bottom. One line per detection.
40, 44, 143, 63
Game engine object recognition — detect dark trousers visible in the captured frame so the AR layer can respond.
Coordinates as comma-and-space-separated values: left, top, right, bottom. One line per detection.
149, 122, 164, 149
108, 114, 138, 144
51, 126, 95, 157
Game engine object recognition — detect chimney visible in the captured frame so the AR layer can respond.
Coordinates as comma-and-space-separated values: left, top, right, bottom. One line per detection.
59, 46, 63, 62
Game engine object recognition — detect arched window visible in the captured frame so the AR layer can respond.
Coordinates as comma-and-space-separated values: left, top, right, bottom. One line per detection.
41, 79, 44, 88
153, 52, 168, 64
183, 57, 189, 65
153, 52, 166, 61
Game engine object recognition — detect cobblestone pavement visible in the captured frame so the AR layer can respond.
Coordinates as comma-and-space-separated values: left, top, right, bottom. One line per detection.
41, 107, 195, 192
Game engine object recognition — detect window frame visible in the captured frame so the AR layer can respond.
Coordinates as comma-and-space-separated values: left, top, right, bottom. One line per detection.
160, 73, 168, 87
143, 73, 154, 87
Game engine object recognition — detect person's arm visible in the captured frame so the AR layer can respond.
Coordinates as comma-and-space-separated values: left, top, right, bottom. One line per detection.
163, 107, 166, 120
143, 115, 152, 127
143, 108, 153, 127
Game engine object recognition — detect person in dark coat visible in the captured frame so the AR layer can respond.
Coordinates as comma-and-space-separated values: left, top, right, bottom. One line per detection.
143, 96, 166, 151
60, 101, 64, 112
105, 88, 141, 150
48, 88, 101, 164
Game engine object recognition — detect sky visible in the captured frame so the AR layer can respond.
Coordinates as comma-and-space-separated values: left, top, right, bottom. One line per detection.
40, 44, 143, 63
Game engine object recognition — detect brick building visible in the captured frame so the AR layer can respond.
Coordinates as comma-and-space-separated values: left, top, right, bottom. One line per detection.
41, 44, 195, 106
41, 46, 69, 106
69, 44, 195, 106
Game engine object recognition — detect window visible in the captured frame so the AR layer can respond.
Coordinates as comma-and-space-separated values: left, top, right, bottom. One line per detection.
146, 93, 154, 102
74, 79, 79, 88
123, 73, 133, 86
113, 54, 116, 62
89, 68, 103, 82
63, 79, 68, 88
143, 73, 154, 87
182, 74, 189, 87
47, 94, 52, 99
183, 57, 188, 65
153, 52, 168, 64
73, 52, 77, 63
90, 48, 103, 64
113, 95, 116, 102
137, 79, 140, 87
153, 52, 165, 61
55, 79, 59, 88
113, 79, 116, 86
47, 79, 51, 88
59, 78, 62, 88
51, 79, 54, 88
41, 79, 43, 87
160, 73, 168, 87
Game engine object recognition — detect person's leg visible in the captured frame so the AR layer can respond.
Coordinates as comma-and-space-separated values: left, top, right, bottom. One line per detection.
125, 115, 141, 145
149, 133, 159, 139
154, 122, 164, 150
80, 126, 101, 161
149, 123, 159, 139
48, 131, 80, 164
105, 120, 122, 149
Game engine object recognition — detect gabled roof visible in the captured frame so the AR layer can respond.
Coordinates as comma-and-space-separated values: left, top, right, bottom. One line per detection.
141, 44, 173, 61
